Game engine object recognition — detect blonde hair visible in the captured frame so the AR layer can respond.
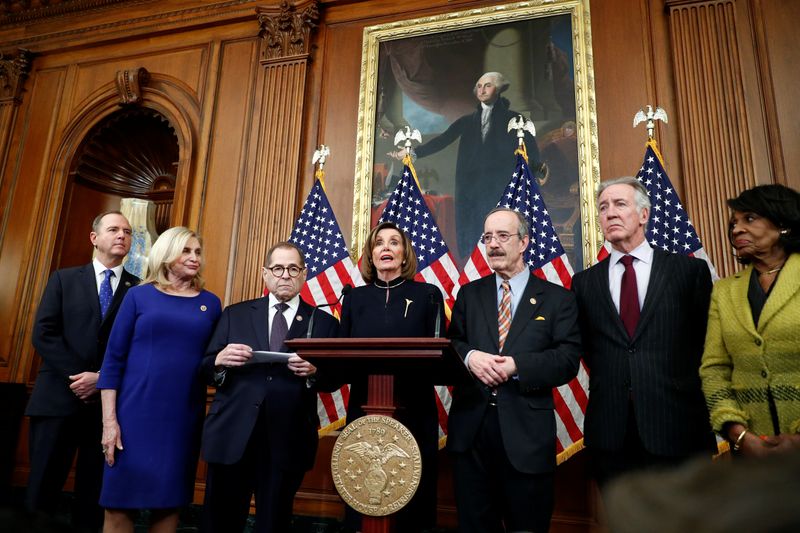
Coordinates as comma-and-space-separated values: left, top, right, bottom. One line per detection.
142, 226, 205, 291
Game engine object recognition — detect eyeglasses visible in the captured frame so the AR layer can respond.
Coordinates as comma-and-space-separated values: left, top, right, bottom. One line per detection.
480, 232, 518, 244
266, 265, 305, 278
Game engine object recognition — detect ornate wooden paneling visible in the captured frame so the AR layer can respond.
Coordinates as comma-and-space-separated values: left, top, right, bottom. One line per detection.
229, 1, 319, 301
666, 0, 769, 277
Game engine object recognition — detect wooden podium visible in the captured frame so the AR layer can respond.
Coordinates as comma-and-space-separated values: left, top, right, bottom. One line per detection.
285, 337, 470, 533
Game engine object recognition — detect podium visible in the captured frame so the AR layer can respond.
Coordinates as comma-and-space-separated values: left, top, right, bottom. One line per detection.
286, 337, 469, 533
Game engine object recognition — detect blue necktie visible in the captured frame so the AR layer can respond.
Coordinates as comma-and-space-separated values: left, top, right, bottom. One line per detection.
99, 270, 114, 318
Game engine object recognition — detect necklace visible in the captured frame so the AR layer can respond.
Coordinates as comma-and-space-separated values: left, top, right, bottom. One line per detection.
374, 278, 406, 289
757, 266, 783, 276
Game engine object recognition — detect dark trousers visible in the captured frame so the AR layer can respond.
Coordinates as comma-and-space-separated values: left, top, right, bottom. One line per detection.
589, 401, 692, 490
201, 404, 306, 533
451, 406, 554, 533
25, 409, 104, 531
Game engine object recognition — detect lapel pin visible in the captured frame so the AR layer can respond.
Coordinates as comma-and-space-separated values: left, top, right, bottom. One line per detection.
125, 281, 131, 287
530, 297, 537, 305
296, 315, 303, 321
404, 299, 413, 318
200, 305, 207, 312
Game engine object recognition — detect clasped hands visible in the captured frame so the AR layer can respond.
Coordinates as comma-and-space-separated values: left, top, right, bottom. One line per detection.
68, 371, 99, 401
214, 343, 317, 378
468, 350, 517, 387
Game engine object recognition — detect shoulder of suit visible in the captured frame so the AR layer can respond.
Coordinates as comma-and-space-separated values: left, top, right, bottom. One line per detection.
223, 296, 265, 313
528, 275, 572, 296
459, 275, 494, 294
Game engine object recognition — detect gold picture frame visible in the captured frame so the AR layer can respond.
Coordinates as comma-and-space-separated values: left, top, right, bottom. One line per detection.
352, 0, 600, 270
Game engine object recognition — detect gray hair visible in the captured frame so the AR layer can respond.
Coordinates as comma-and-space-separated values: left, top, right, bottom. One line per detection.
484, 207, 529, 239
598, 177, 651, 213
91, 210, 126, 233
474, 71, 510, 95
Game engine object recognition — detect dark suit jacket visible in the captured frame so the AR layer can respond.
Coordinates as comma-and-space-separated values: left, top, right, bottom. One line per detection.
447, 274, 582, 474
571, 249, 716, 456
415, 97, 540, 255
26, 263, 139, 417
200, 297, 339, 471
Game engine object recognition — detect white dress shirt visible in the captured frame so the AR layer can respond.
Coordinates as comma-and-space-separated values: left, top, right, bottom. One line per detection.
92, 258, 124, 294
607, 240, 653, 312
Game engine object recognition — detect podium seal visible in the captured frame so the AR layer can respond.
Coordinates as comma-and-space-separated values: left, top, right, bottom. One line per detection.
331, 415, 421, 516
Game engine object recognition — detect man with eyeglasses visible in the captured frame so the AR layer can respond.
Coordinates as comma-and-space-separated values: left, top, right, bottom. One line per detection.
447, 208, 582, 532
200, 241, 339, 533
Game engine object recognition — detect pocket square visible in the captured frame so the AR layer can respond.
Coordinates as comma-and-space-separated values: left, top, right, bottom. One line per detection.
535, 315, 546, 321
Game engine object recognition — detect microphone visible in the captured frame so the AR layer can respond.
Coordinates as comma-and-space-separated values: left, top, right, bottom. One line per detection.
429, 290, 442, 339
307, 284, 352, 338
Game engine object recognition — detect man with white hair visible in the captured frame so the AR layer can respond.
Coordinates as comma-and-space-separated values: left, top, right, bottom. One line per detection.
572, 177, 716, 490
400, 71, 540, 256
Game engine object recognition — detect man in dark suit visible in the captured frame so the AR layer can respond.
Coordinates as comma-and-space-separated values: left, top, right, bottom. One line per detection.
398, 72, 540, 257
571, 177, 715, 489
200, 241, 339, 533
447, 208, 582, 533
26, 210, 138, 531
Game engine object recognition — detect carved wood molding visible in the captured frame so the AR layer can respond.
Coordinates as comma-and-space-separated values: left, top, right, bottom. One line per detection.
115, 66, 150, 105
0, 48, 32, 104
0, 0, 131, 26
256, 0, 319, 63
667, 0, 755, 277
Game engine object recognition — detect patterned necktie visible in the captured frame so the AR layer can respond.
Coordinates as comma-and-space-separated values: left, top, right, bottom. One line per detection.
619, 255, 640, 338
498, 280, 512, 352
99, 269, 114, 318
481, 107, 491, 140
269, 302, 289, 352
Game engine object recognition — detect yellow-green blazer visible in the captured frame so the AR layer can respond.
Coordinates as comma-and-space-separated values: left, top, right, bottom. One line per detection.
700, 253, 800, 436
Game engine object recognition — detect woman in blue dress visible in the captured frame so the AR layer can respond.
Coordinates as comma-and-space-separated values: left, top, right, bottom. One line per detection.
98, 226, 221, 532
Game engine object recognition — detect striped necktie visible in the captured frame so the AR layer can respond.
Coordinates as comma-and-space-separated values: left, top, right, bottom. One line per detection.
498, 280, 512, 352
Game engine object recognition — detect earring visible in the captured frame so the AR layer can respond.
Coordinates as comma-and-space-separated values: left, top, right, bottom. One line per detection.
780, 229, 789, 235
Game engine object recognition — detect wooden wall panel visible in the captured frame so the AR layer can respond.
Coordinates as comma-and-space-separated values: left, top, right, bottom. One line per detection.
198, 37, 261, 302
753, 0, 800, 191
0, 67, 69, 384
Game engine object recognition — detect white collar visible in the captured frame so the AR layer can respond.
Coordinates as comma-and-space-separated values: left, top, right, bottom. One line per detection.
268, 292, 300, 311
93, 258, 124, 278
609, 239, 653, 267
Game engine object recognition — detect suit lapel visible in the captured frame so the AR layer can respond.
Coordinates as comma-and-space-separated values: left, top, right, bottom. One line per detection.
478, 276, 501, 352
101, 269, 137, 325
758, 254, 800, 332
635, 250, 668, 339
251, 298, 270, 350
595, 258, 629, 340
503, 276, 545, 352
80, 263, 102, 322
288, 300, 312, 340
726, 266, 757, 336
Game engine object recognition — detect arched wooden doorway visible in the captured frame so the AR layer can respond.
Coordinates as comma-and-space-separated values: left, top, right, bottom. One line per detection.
53, 108, 179, 271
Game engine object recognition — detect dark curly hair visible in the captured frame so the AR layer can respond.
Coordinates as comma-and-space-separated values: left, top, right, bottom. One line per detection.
727, 184, 800, 263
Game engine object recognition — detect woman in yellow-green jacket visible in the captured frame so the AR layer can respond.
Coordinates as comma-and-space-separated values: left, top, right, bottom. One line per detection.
700, 184, 800, 457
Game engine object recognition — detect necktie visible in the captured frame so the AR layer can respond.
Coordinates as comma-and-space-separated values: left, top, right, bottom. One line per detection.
481, 107, 491, 140
269, 302, 289, 352
619, 255, 640, 338
498, 280, 512, 352
99, 269, 114, 318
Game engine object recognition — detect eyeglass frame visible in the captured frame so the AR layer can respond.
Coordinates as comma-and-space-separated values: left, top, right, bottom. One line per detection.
480, 232, 521, 245
265, 264, 306, 278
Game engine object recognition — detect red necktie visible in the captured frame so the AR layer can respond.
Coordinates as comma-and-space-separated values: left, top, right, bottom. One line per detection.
619, 255, 639, 338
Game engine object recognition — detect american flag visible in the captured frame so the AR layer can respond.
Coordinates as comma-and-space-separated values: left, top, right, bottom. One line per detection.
289, 178, 364, 433
456, 145, 590, 463
376, 157, 462, 446
635, 140, 718, 279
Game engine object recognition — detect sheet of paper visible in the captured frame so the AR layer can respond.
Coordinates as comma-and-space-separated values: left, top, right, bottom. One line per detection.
247, 351, 294, 364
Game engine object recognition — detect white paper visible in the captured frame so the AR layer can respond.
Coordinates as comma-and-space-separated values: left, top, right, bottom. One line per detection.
247, 350, 294, 364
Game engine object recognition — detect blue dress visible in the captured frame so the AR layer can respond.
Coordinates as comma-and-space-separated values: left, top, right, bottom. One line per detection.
97, 284, 221, 509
